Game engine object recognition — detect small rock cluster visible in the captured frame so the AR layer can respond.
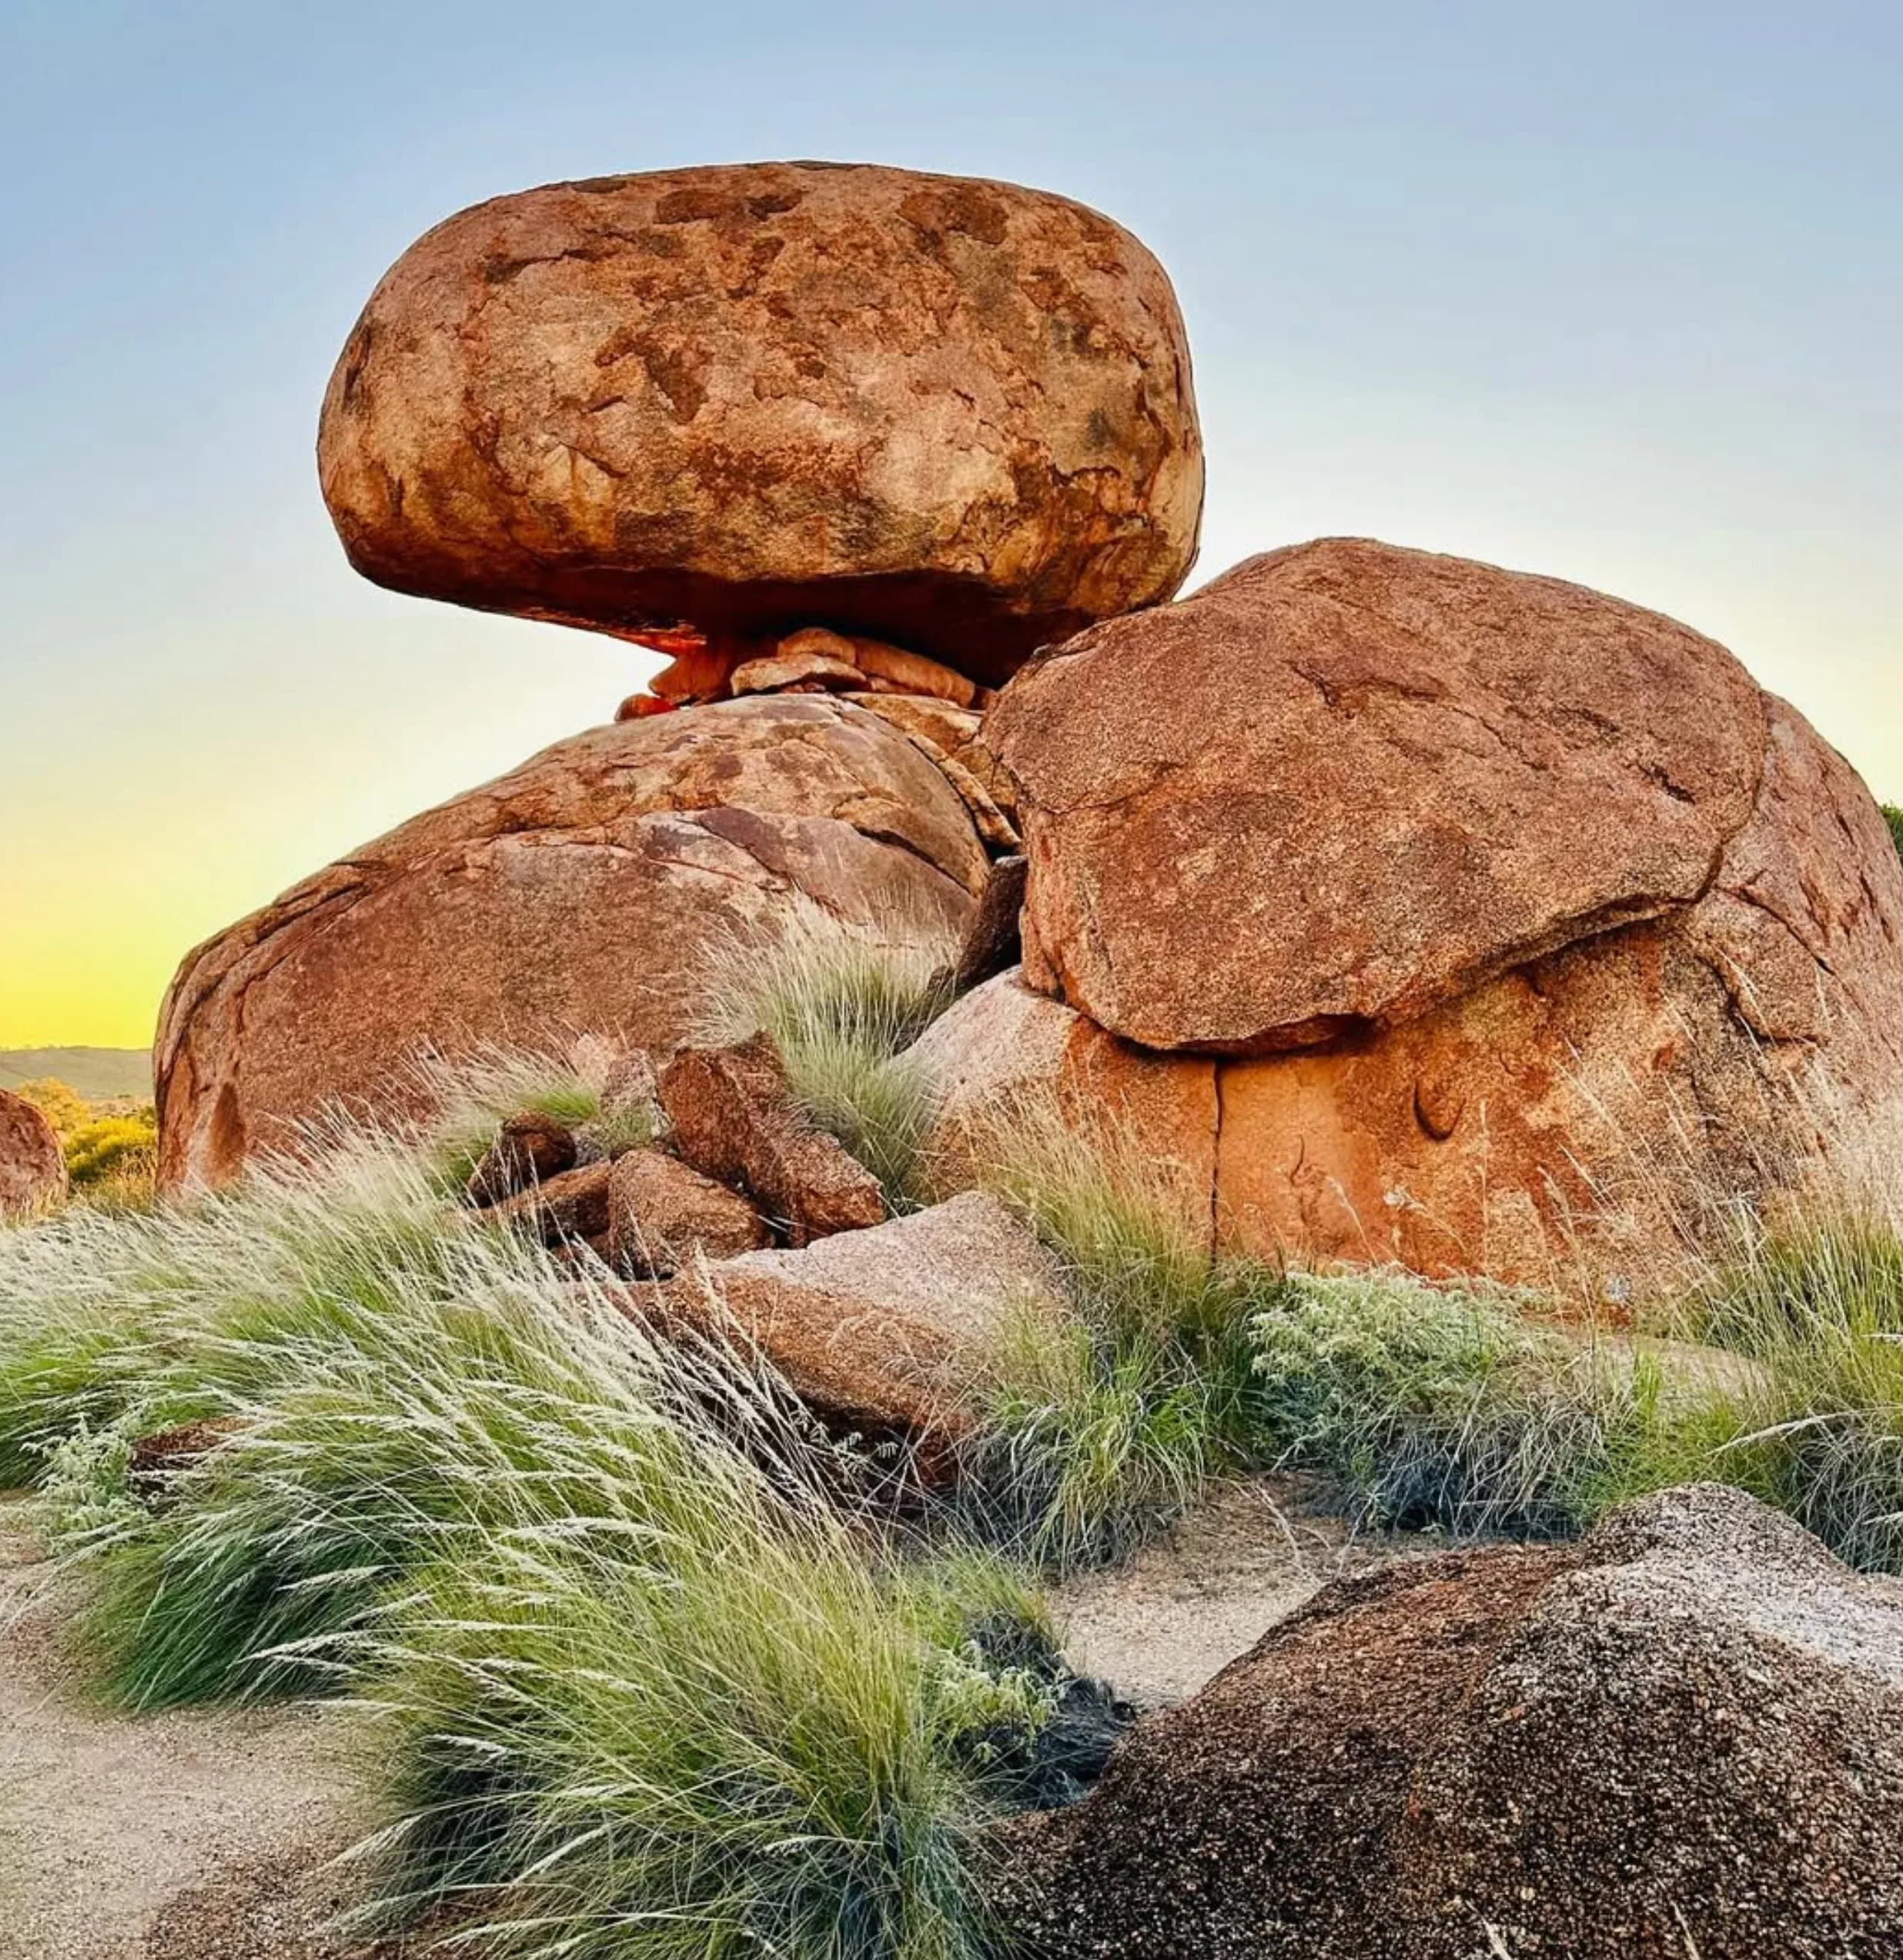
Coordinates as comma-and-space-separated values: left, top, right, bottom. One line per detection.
457, 1032, 1059, 1467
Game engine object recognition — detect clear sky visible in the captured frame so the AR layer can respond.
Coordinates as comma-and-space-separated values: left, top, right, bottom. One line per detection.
2, 1, 1898, 1047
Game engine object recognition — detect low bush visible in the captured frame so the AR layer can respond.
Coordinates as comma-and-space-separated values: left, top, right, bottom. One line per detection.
698, 908, 957, 1209
1246, 1269, 1722, 1538
1883, 803, 1903, 864
64, 1111, 157, 1185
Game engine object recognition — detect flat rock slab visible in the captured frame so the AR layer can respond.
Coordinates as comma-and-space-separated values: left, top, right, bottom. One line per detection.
1050, 1473, 1434, 1708
993, 537, 1768, 1052
318, 162, 1203, 681
651, 1191, 1063, 1461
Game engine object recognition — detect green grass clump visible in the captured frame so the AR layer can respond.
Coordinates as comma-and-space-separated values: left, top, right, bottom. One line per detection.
409, 1042, 654, 1192
2, 1089, 1067, 1958
965, 1101, 1736, 1562
1681, 1211, 1903, 1570
699, 908, 957, 1210
1882, 804, 1903, 864
964, 1106, 1269, 1567
354, 1524, 1045, 1960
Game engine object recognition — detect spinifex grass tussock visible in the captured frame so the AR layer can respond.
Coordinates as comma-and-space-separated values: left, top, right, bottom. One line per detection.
961, 1098, 1270, 1567
1677, 1202, 1903, 1570
346, 1516, 1051, 1959
407, 1040, 654, 1192
698, 905, 958, 1209
3, 1095, 1069, 1958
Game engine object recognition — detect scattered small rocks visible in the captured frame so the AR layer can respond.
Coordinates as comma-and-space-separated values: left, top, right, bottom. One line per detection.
482, 1159, 613, 1253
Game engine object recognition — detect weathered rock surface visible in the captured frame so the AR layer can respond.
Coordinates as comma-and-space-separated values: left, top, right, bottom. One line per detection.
318, 162, 1204, 681
922, 546, 1903, 1282
910, 818, 1903, 1284
909, 970, 1217, 1229
0, 1091, 66, 1218
994, 539, 1768, 1052
995, 1486, 1903, 1958
952, 852, 1028, 993
651, 1191, 1063, 1460
658, 1033, 887, 1245
156, 697, 982, 1191
607, 1146, 768, 1278
483, 1159, 612, 1248
465, 1111, 578, 1205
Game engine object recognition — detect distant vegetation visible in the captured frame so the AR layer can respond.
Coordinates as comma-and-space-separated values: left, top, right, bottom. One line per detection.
14, 1077, 157, 1211
0, 1047, 150, 1101
1885, 804, 1903, 863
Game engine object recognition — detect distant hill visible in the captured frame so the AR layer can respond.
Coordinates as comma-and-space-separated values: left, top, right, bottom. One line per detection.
0, 1048, 152, 1101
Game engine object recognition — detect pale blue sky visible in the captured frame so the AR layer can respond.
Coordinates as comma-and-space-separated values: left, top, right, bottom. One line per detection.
2, 1, 1898, 1042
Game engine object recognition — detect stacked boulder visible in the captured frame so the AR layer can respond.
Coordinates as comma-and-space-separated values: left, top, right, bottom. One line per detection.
152, 156, 1903, 1295
156, 162, 1203, 1189
912, 540, 1903, 1282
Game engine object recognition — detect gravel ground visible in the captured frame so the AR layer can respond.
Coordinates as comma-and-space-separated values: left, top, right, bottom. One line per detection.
0, 1495, 394, 1960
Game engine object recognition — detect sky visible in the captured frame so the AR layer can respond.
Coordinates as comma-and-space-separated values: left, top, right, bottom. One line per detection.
2, 1, 1898, 1048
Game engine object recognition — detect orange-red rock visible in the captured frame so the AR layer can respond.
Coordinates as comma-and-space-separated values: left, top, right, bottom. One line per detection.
657, 1033, 886, 1246
607, 1146, 769, 1278
917, 691, 1903, 1295
648, 1192, 1065, 1465
156, 697, 984, 1192
993, 540, 1768, 1052
0, 1090, 66, 1218
318, 162, 1203, 684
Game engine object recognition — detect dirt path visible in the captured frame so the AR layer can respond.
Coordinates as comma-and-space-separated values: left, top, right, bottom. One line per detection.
0, 1497, 388, 1960
1051, 1473, 1434, 1706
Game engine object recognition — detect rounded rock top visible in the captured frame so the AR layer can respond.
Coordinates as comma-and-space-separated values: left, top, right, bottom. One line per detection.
318, 161, 1205, 683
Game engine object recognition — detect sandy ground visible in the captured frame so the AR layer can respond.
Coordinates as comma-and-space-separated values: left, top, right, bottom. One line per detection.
1051, 1472, 1435, 1706
0, 1496, 393, 1960
0, 1474, 1423, 1954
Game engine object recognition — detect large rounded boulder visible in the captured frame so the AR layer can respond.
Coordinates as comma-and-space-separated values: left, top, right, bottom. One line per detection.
917, 549, 1903, 1282
156, 697, 985, 1191
319, 162, 1204, 682
992, 538, 1768, 1052
997, 1487, 1903, 1958
0, 1090, 67, 1219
